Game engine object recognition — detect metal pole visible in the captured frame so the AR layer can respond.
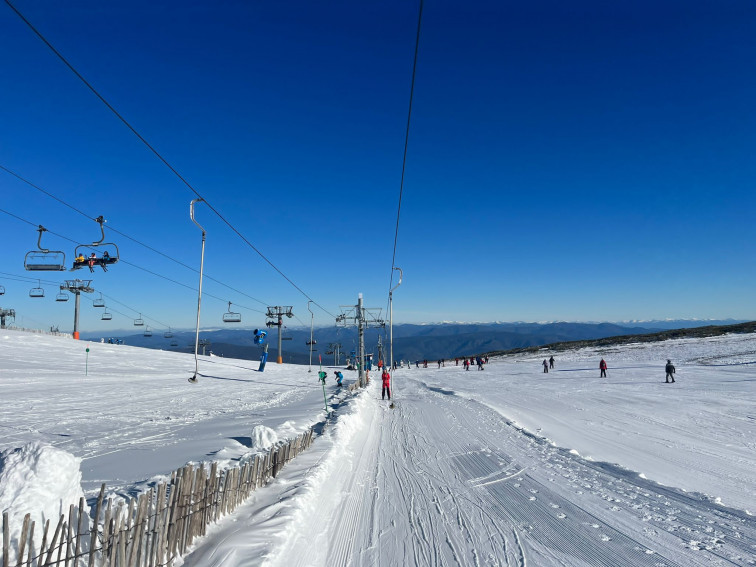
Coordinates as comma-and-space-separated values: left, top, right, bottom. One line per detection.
73, 290, 81, 340
307, 300, 314, 372
390, 267, 403, 372
190, 199, 206, 383
358, 293, 365, 387
277, 314, 283, 364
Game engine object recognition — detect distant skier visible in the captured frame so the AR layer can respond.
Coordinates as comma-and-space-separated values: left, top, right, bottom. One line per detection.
600, 358, 607, 378
543, 359, 549, 373
334, 371, 344, 387
665, 359, 676, 383
549, 356, 555, 369
381, 369, 391, 400
464, 359, 470, 371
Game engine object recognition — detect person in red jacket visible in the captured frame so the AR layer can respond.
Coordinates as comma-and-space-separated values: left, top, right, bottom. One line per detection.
600, 358, 607, 378
381, 369, 391, 400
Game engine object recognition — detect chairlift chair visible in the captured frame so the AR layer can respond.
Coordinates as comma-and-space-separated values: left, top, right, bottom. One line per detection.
72, 216, 119, 272
101, 309, 113, 321
164, 327, 174, 339
55, 292, 69, 302
93, 293, 105, 308
29, 280, 45, 298
170, 339, 178, 347
0, 285, 5, 295
24, 226, 67, 271
134, 314, 144, 326
223, 302, 242, 323
144, 326, 152, 337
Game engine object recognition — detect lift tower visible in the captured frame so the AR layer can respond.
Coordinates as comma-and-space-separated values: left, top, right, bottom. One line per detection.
0, 308, 15, 329
266, 306, 293, 364
61, 279, 94, 339
336, 293, 385, 388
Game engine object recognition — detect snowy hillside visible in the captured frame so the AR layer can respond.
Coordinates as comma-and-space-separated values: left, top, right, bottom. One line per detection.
1, 329, 755, 566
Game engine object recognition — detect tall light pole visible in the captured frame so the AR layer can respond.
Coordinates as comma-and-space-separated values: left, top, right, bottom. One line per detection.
189, 198, 206, 383
390, 267, 403, 372
307, 300, 314, 372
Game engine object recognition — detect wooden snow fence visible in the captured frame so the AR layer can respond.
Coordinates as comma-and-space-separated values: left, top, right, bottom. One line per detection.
2, 428, 315, 567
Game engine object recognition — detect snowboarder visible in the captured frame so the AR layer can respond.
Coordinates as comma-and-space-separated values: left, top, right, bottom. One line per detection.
381, 369, 391, 400
600, 358, 607, 378
549, 356, 555, 369
334, 371, 344, 387
665, 359, 676, 383
543, 359, 549, 373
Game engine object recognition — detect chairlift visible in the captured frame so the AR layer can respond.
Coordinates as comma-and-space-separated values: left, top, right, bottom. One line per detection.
134, 313, 144, 326
223, 302, 242, 323
144, 326, 153, 337
24, 226, 67, 271
29, 280, 45, 298
55, 291, 69, 302
93, 293, 105, 308
0, 285, 5, 295
170, 339, 178, 347
164, 327, 174, 339
101, 308, 113, 321
72, 216, 119, 272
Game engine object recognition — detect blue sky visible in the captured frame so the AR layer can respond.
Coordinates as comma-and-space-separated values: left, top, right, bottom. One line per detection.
1, 0, 755, 334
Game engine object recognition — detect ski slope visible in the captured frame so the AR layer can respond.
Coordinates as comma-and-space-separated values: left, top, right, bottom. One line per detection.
1, 329, 755, 566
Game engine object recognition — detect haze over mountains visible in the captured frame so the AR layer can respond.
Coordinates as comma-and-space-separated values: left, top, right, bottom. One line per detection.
81, 319, 747, 364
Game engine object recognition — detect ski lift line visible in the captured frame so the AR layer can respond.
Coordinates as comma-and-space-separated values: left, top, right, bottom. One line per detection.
0, 172, 271, 308
2, 6, 336, 319
388, 0, 423, 291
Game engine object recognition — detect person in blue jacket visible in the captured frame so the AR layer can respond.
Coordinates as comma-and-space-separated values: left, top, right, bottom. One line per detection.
334, 371, 344, 387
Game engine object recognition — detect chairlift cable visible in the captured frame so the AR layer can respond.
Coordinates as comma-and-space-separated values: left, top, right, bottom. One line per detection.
388, 0, 423, 292
4, 2, 336, 318
1, 164, 270, 307
0, 207, 265, 316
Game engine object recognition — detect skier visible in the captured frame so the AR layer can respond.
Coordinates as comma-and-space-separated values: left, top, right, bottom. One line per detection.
334, 371, 344, 387
381, 369, 391, 400
464, 359, 470, 371
665, 359, 676, 383
600, 358, 607, 378
549, 356, 555, 369
543, 359, 549, 373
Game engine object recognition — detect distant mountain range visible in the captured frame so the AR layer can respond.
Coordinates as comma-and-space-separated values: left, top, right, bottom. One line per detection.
80, 319, 749, 365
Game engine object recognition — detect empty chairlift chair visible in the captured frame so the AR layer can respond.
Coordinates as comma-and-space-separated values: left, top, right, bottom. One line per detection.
164, 327, 173, 339
29, 280, 45, 298
93, 293, 105, 308
0, 285, 5, 295
144, 326, 152, 337
101, 308, 113, 321
55, 291, 69, 302
24, 226, 67, 272
134, 314, 144, 326
223, 302, 242, 323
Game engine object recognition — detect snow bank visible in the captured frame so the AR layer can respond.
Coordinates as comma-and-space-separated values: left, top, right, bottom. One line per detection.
0, 442, 86, 560
251, 425, 278, 450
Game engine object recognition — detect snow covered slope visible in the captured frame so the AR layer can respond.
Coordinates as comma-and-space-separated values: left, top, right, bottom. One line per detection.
1, 329, 755, 566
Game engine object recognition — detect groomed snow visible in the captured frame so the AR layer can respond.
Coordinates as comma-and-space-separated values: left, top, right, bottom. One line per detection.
1, 329, 755, 566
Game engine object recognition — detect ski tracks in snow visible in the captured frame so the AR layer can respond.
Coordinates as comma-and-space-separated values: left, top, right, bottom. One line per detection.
185, 374, 756, 566
300, 376, 756, 566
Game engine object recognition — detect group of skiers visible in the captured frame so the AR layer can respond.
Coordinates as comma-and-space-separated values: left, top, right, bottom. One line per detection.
541, 356, 677, 382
